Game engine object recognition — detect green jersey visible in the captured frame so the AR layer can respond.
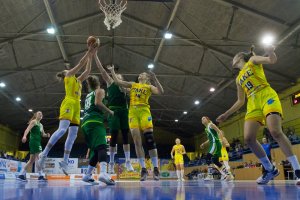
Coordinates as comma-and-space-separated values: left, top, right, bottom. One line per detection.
82, 90, 104, 126
107, 82, 128, 108
205, 123, 220, 144
29, 122, 42, 143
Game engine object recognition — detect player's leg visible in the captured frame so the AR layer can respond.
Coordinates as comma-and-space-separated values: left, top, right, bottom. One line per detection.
179, 163, 185, 181
120, 108, 133, 171
17, 154, 35, 181
108, 111, 119, 173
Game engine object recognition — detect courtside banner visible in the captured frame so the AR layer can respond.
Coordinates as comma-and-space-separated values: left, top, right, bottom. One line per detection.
44, 158, 80, 174
160, 159, 177, 178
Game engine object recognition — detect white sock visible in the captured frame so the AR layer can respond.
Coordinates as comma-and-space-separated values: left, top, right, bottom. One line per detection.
138, 158, 146, 168
63, 126, 78, 162
260, 156, 273, 171
109, 151, 115, 163
151, 156, 158, 168
100, 162, 107, 174
124, 151, 130, 162
86, 165, 94, 175
38, 170, 43, 176
181, 170, 184, 179
287, 155, 300, 170
176, 170, 180, 179
20, 169, 26, 175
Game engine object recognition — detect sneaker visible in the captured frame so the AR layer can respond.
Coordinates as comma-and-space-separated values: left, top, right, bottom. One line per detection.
99, 173, 115, 185
58, 160, 68, 176
226, 174, 234, 182
108, 162, 114, 174
177, 179, 181, 181
153, 167, 160, 181
140, 168, 148, 181
125, 161, 134, 172
82, 174, 99, 185
256, 166, 279, 185
204, 174, 213, 181
38, 153, 47, 170
181, 178, 185, 182
295, 169, 300, 185
38, 176, 48, 181
221, 174, 227, 181
16, 175, 27, 182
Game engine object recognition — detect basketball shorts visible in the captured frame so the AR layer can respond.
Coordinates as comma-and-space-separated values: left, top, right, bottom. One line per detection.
219, 147, 229, 162
81, 122, 107, 150
108, 107, 129, 131
208, 141, 222, 158
129, 105, 153, 130
59, 97, 81, 125
174, 155, 184, 165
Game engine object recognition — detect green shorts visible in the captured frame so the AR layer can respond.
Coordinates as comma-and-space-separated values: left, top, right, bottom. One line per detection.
208, 141, 222, 158
108, 107, 129, 131
81, 122, 107, 150
29, 141, 42, 154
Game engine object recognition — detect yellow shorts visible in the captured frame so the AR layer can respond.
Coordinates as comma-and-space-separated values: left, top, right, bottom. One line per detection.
59, 97, 81, 125
245, 87, 282, 125
219, 148, 229, 162
174, 155, 184, 165
129, 105, 153, 130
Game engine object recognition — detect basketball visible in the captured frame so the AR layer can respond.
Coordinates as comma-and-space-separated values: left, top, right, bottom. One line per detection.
87, 36, 100, 47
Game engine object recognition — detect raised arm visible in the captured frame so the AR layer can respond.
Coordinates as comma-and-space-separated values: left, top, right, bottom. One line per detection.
149, 71, 164, 95
94, 54, 113, 85
95, 88, 114, 115
65, 47, 94, 77
107, 65, 133, 88
77, 57, 92, 82
249, 45, 277, 65
22, 120, 36, 143
216, 82, 245, 123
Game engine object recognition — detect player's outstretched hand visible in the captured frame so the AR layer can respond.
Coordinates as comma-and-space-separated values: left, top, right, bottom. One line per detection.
216, 113, 228, 123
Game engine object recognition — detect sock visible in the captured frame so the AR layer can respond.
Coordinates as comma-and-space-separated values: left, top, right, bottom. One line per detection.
63, 126, 78, 162
181, 170, 184, 179
138, 158, 146, 168
86, 165, 95, 175
20, 169, 26, 175
223, 161, 230, 171
260, 156, 273, 171
38, 170, 43, 176
109, 150, 115, 163
124, 151, 130, 162
176, 170, 180, 179
100, 162, 107, 174
287, 155, 300, 170
151, 156, 158, 168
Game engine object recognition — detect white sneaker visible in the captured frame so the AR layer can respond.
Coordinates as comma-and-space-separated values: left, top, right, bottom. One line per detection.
108, 162, 114, 174
99, 173, 115, 185
125, 161, 134, 172
226, 174, 234, 182
256, 166, 279, 185
204, 174, 213, 181
181, 178, 185, 182
295, 170, 300, 185
177, 178, 181, 181
58, 160, 68, 176
82, 174, 99, 185
38, 153, 47, 170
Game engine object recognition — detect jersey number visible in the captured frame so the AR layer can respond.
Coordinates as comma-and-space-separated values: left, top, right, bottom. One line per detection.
245, 81, 254, 90
85, 96, 92, 110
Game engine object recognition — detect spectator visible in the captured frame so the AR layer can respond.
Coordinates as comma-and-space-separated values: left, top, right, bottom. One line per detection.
261, 137, 272, 173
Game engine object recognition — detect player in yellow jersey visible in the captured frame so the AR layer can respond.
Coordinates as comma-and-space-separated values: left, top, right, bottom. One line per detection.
171, 138, 186, 181
219, 134, 230, 171
108, 65, 164, 181
38, 45, 98, 175
217, 45, 300, 185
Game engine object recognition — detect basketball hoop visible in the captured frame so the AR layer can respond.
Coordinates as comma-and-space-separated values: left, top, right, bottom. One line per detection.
98, 0, 127, 30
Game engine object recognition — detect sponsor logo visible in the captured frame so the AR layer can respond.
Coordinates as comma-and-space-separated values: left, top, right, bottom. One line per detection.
267, 98, 275, 105
0, 173, 5, 179
68, 159, 75, 164
148, 117, 152, 121
0, 160, 7, 168
66, 109, 70, 113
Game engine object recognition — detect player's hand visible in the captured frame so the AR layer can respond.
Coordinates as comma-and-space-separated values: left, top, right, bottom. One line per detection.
22, 137, 27, 143
46, 133, 51, 138
216, 113, 228, 123
264, 45, 275, 54
109, 110, 114, 116
148, 71, 156, 80
107, 65, 114, 71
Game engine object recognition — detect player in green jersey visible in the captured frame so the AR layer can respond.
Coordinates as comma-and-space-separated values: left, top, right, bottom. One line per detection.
81, 75, 115, 185
200, 116, 233, 181
94, 53, 134, 173
17, 111, 50, 182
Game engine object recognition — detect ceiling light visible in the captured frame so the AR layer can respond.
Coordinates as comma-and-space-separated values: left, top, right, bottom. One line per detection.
175, 119, 179, 122
47, 27, 56, 34
0, 82, 6, 88
183, 111, 188, 115
28, 109, 33, 112
148, 63, 154, 69
209, 87, 215, 92
16, 97, 21, 102
164, 32, 173, 39
262, 34, 275, 45
194, 100, 200, 105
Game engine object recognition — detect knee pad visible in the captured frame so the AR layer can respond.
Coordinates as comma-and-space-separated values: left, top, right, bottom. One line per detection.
143, 132, 156, 150
110, 130, 118, 147
121, 129, 129, 144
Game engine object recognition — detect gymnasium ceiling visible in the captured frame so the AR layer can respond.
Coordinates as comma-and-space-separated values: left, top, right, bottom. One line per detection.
0, 0, 300, 138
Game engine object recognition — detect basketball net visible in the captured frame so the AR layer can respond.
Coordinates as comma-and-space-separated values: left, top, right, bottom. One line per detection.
99, 0, 127, 30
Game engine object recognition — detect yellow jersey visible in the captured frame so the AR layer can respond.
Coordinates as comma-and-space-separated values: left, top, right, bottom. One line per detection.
236, 61, 270, 97
173, 144, 184, 156
130, 83, 151, 107
64, 75, 82, 100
